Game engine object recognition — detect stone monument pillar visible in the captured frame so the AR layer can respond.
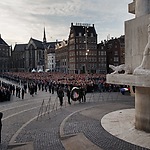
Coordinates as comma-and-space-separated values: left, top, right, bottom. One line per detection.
135, 0, 150, 17
107, 0, 150, 133
134, 0, 150, 132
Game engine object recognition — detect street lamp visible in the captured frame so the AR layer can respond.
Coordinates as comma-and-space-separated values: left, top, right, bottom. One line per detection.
85, 49, 89, 74
84, 26, 89, 74
86, 49, 89, 58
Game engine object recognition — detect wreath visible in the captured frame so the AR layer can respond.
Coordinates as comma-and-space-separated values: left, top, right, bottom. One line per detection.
70, 87, 82, 101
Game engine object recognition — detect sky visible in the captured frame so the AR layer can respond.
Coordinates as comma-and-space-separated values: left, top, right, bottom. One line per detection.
0, 0, 134, 46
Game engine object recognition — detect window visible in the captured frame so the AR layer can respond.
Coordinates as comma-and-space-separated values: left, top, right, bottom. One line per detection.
114, 51, 118, 56
76, 45, 79, 49
114, 63, 119, 66
99, 57, 106, 62
100, 51, 106, 56
114, 57, 119, 62
79, 32, 82, 36
108, 43, 112, 49
120, 43, 125, 48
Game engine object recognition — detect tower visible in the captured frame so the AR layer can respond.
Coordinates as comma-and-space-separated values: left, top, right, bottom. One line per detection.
43, 27, 47, 43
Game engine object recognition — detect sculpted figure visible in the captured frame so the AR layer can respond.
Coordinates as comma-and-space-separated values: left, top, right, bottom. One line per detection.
133, 24, 150, 75
109, 64, 125, 74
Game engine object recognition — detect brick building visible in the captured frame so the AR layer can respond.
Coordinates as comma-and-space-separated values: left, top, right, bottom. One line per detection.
105, 35, 125, 73
68, 23, 97, 74
97, 41, 107, 74
55, 23, 125, 74
55, 40, 68, 73
7, 24, 125, 74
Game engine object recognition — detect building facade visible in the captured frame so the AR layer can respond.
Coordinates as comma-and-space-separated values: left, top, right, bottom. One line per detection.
55, 23, 125, 75
46, 43, 56, 72
0, 35, 11, 72
55, 40, 68, 73
67, 23, 97, 74
25, 37, 45, 72
3, 25, 125, 74
11, 28, 58, 72
11, 44, 27, 72
97, 41, 107, 74
106, 35, 125, 73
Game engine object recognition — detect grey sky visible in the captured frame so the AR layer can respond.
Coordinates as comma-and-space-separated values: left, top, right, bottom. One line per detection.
0, 0, 134, 46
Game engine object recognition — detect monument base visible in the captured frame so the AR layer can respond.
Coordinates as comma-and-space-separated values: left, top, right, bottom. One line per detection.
135, 87, 150, 132
107, 74, 150, 87
107, 74, 150, 133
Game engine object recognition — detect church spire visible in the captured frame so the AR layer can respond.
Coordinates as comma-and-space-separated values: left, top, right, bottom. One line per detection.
43, 27, 46, 43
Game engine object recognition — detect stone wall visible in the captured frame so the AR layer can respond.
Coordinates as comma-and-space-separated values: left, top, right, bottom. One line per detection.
125, 14, 150, 72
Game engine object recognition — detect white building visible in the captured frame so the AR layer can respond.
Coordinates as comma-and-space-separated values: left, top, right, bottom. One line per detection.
47, 51, 56, 72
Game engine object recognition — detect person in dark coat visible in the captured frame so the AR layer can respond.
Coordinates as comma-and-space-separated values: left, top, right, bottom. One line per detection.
48, 82, 52, 93
0, 112, 3, 143
80, 86, 86, 102
12, 85, 15, 95
21, 88, 25, 99
66, 86, 71, 105
51, 83, 55, 94
18, 87, 21, 98
23, 83, 27, 93
57, 87, 64, 106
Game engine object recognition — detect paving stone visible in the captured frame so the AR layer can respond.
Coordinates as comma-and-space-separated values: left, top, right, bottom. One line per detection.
1, 77, 149, 150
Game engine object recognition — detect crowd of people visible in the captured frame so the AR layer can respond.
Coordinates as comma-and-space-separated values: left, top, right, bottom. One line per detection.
0, 80, 12, 102
0, 80, 26, 102
0, 72, 119, 91
0, 72, 126, 103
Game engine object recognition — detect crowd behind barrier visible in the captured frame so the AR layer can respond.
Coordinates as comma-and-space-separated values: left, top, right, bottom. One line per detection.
0, 72, 128, 102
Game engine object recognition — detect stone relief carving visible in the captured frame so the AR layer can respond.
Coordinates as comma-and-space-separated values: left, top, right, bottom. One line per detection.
133, 24, 150, 75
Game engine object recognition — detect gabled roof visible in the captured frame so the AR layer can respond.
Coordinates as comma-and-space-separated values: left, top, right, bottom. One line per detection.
31, 38, 44, 49
26, 37, 59, 50
14, 44, 27, 52
26, 38, 44, 50
46, 42, 56, 49
0, 35, 9, 46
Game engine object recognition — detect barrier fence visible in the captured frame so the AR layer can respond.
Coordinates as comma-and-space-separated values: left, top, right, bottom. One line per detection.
36, 91, 122, 120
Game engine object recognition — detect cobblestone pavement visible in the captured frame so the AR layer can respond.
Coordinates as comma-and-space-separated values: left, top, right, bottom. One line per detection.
0, 78, 149, 150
